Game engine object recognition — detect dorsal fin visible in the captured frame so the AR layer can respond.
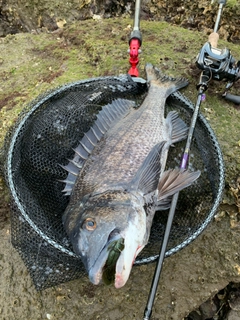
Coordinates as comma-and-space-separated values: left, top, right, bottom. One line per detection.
61, 98, 135, 195
166, 111, 188, 144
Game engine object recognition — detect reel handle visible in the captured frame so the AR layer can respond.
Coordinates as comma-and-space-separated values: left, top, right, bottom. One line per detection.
223, 93, 240, 105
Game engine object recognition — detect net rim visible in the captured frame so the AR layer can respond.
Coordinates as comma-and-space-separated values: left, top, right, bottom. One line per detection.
6, 76, 225, 263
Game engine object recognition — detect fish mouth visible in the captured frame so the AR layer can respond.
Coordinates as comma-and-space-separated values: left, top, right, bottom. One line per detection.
88, 227, 143, 288
88, 228, 124, 286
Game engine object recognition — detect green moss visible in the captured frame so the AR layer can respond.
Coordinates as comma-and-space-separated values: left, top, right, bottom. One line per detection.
226, 0, 239, 8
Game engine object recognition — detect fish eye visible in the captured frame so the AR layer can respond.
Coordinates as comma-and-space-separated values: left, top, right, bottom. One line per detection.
83, 218, 97, 231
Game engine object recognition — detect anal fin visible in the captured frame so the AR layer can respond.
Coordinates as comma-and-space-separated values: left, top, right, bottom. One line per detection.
157, 169, 201, 203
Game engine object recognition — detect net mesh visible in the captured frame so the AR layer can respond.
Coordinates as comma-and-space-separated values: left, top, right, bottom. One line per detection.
2, 75, 224, 290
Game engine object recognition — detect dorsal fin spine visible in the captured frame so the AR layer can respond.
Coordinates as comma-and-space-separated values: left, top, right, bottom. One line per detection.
90, 127, 101, 142
80, 140, 92, 154
94, 120, 105, 134
59, 164, 79, 176
73, 146, 88, 159
97, 113, 110, 130
67, 158, 83, 169
83, 131, 98, 147
101, 107, 113, 123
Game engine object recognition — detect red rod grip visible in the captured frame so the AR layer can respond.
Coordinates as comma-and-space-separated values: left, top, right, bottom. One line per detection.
128, 38, 141, 77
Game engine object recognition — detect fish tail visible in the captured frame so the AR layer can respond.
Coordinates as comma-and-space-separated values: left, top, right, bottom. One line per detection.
145, 63, 188, 97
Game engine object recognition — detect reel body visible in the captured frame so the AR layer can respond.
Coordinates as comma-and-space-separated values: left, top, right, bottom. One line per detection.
196, 42, 239, 82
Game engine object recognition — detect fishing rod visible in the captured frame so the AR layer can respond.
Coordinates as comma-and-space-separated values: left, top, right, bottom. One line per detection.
143, 1, 229, 319
143, 81, 207, 320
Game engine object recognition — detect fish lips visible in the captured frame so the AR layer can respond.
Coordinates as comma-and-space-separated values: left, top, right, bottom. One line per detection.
87, 229, 123, 286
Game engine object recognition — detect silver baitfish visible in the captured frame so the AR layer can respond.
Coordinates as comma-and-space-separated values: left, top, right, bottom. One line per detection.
61, 63, 200, 288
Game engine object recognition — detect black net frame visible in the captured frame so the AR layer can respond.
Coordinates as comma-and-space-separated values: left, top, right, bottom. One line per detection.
2, 75, 225, 290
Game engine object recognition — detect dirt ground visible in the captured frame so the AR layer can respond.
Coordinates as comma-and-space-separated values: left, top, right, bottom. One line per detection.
0, 18, 240, 319
0, 202, 240, 320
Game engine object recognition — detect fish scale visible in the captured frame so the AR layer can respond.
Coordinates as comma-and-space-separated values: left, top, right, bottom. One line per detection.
70, 82, 177, 202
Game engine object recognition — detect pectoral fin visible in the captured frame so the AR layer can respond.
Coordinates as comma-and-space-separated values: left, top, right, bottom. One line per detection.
157, 169, 201, 203
128, 141, 167, 195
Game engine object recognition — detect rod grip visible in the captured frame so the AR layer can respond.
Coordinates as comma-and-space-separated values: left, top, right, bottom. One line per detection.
208, 32, 219, 48
224, 93, 240, 105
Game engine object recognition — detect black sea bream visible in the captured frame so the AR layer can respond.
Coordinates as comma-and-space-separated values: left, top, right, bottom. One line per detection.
62, 63, 200, 288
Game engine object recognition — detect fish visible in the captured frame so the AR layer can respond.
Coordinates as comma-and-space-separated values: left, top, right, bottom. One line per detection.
61, 63, 201, 288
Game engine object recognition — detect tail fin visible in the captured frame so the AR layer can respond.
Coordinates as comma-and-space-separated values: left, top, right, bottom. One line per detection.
145, 63, 189, 97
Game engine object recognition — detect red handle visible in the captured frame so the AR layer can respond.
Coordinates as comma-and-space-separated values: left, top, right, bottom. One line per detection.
128, 38, 141, 77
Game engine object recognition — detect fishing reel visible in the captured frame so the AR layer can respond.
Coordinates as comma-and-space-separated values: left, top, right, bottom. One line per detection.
195, 0, 240, 104
196, 41, 240, 103
196, 42, 239, 82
